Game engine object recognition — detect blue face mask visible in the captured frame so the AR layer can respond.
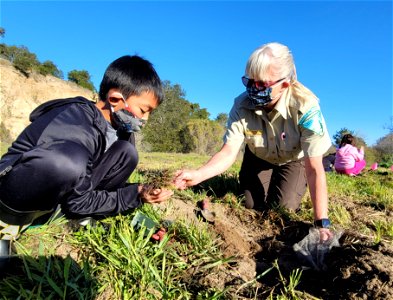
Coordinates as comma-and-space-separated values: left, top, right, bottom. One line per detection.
246, 86, 274, 107
242, 76, 286, 108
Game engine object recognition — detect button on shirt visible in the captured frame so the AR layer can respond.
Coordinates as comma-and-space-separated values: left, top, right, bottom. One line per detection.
224, 87, 332, 165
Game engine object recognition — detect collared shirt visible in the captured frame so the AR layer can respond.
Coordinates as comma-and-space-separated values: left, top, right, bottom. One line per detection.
224, 87, 332, 165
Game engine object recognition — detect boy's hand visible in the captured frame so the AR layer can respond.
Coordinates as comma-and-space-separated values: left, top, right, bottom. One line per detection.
139, 185, 173, 203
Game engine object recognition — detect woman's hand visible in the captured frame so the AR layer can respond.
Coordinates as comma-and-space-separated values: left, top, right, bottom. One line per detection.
173, 169, 202, 190
319, 227, 333, 242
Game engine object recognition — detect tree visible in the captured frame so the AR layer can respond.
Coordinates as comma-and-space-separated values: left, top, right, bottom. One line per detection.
142, 81, 215, 153
0, 43, 8, 58
373, 132, 393, 166
0, 43, 64, 78
189, 103, 210, 120
374, 133, 393, 154
68, 70, 95, 92
333, 127, 367, 147
142, 81, 192, 152
215, 113, 228, 128
12, 46, 39, 76
38, 60, 63, 78
384, 116, 393, 133
0, 45, 39, 76
333, 127, 354, 146
180, 119, 225, 155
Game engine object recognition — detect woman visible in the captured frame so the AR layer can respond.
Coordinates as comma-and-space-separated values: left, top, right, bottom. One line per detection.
174, 42, 333, 240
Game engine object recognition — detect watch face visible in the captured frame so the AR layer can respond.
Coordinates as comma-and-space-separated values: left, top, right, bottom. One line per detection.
321, 219, 331, 228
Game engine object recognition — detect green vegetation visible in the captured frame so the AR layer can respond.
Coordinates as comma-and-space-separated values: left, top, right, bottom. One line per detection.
0, 43, 63, 79
38, 60, 64, 78
2, 28, 390, 160
0, 28, 94, 91
374, 133, 393, 167
180, 119, 225, 155
332, 127, 392, 169
141, 81, 227, 153
68, 70, 96, 92
0, 25, 392, 298
1, 151, 392, 299
0, 41, 97, 92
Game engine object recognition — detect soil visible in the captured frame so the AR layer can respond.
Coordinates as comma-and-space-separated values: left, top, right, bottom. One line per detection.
5, 185, 392, 299
2, 60, 392, 299
157, 196, 393, 299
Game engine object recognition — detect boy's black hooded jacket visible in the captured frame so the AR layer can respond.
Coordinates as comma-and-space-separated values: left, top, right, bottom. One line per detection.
0, 97, 141, 217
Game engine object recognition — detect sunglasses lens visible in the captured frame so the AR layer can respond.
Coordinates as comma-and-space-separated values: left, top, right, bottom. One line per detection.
254, 81, 265, 89
242, 76, 269, 91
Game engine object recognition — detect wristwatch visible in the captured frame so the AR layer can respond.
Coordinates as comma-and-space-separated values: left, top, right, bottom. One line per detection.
314, 218, 331, 228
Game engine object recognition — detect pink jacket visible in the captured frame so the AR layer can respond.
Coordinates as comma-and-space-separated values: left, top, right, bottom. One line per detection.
334, 144, 364, 170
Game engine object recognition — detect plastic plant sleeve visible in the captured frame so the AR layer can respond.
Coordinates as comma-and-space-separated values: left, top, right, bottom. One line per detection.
293, 227, 342, 271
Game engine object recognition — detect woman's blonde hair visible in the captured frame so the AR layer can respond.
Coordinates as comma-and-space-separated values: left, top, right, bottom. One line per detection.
245, 42, 318, 102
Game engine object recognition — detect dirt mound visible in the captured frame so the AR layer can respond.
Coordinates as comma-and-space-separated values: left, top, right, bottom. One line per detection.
160, 197, 393, 299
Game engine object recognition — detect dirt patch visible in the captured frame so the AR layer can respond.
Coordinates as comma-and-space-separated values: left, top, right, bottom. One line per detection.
158, 197, 393, 299
6, 194, 391, 299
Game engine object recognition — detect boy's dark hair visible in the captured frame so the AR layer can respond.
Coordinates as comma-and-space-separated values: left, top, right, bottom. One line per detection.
339, 134, 356, 148
99, 55, 164, 103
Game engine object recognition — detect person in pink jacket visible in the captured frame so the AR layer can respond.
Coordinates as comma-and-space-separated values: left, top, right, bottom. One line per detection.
334, 134, 366, 176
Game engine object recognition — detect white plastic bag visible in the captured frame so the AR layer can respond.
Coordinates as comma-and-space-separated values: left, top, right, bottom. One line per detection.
293, 228, 342, 271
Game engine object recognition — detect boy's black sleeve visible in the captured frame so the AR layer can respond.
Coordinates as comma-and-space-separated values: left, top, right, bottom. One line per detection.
62, 182, 142, 218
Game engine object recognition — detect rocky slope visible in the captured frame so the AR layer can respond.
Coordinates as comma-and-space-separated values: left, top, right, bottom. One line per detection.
0, 58, 96, 141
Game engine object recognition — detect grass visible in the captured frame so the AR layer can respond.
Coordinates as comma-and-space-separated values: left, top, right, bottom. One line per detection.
0, 149, 392, 299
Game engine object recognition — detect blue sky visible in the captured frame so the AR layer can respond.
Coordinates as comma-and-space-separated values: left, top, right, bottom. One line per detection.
1, 0, 392, 146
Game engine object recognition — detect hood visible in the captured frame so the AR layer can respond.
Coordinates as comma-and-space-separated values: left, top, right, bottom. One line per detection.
30, 96, 93, 122
337, 144, 352, 155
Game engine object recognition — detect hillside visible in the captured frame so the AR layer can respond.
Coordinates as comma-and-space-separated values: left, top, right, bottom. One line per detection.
0, 58, 96, 141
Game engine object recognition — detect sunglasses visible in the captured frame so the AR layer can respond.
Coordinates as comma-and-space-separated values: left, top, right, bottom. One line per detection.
241, 76, 286, 91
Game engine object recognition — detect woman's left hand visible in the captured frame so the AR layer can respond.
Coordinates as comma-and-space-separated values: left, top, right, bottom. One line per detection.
319, 227, 333, 242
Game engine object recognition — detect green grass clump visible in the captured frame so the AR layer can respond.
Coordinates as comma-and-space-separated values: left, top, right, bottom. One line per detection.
1, 206, 230, 299
67, 204, 231, 299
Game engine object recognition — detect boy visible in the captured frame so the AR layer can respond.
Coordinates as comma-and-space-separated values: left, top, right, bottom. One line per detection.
0, 55, 173, 258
